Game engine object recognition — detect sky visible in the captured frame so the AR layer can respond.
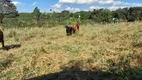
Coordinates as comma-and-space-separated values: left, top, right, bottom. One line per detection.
11, 0, 142, 12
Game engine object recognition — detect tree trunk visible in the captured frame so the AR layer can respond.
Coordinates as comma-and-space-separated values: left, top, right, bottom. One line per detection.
0, 14, 4, 24
0, 18, 3, 24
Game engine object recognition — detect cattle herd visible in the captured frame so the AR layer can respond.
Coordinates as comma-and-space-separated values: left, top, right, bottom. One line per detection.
65, 23, 80, 36
0, 23, 80, 49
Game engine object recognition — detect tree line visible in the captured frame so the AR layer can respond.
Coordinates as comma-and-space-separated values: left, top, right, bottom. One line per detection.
0, 0, 142, 25
23, 6, 142, 24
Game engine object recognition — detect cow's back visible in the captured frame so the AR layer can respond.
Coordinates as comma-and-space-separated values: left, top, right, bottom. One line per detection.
72, 23, 79, 31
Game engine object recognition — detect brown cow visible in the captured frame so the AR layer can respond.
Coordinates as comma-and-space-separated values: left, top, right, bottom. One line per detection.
72, 23, 79, 34
0, 29, 4, 49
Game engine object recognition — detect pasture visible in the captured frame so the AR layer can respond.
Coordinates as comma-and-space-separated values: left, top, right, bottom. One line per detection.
0, 22, 142, 80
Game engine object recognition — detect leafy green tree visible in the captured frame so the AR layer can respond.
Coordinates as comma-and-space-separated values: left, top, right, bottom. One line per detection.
119, 8, 128, 21
0, 0, 17, 24
114, 7, 142, 22
90, 9, 112, 23
33, 7, 41, 21
61, 10, 70, 20
128, 7, 142, 21
73, 11, 91, 20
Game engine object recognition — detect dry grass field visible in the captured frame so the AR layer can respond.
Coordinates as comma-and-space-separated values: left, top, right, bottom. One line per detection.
0, 22, 142, 80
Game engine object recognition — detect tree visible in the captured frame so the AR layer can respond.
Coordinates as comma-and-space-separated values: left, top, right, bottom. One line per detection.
114, 7, 142, 22
61, 10, 70, 20
33, 7, 41, 21
113, 8, 128, 21
89, 9, 112, 23
73, 11, 91, 20
0, 0, 17, 24
128, 7, 142, 21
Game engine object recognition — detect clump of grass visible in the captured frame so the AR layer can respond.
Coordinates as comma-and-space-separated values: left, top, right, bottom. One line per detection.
132, 32, 142, 47
47, 41, 52, 45
0, 53, 14, 72
62, 45, 72, 52
7, 30, 17, 38
92, 49, 100, 59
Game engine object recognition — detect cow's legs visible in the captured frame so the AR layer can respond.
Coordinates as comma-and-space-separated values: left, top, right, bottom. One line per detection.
73, 30, 75, 34
1, 41, 4, 49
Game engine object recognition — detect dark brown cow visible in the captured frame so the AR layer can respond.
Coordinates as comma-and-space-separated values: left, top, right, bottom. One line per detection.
0, 29, 4, 49
72, 23, 79, 34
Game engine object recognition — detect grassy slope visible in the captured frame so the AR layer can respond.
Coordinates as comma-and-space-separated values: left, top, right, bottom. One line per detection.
0, 22, 142, 80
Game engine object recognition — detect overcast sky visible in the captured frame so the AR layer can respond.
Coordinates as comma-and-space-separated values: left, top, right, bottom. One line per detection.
12, 0, 142, 12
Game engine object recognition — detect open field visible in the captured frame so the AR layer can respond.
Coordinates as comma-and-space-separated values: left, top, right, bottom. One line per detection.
0, 22, 142, 80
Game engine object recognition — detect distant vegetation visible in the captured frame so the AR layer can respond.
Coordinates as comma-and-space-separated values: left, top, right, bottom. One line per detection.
1, 6, 142, 28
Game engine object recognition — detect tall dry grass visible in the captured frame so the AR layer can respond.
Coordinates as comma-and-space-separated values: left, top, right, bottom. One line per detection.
0, 22, 142, 79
